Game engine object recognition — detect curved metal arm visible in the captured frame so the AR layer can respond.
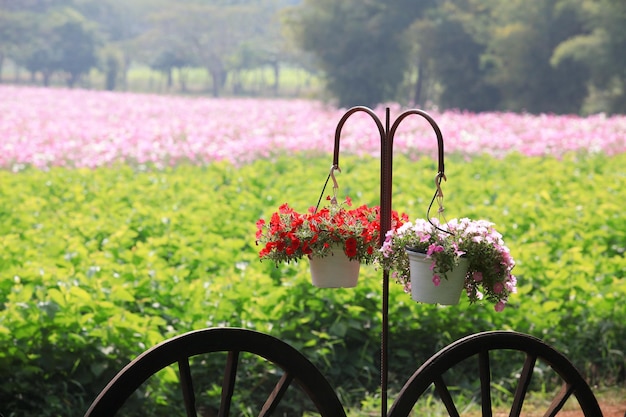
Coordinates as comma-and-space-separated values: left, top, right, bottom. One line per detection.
331, 106, 447, 241
389, 109, 448, 233
388, 109, 445, 177
332, 106, 386, 169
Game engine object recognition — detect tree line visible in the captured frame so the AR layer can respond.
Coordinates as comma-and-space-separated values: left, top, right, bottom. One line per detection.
1, 0, 624, 114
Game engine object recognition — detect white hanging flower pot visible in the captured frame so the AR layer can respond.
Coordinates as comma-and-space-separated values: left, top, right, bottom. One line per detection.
406, 249, 468, 305
309, 245, 360, 288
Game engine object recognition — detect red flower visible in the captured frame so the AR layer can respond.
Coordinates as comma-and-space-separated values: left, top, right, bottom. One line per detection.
345, 237, 358, 258
255, 219, 265, 240
279, 203, 292, 214
255, 195, 406, 265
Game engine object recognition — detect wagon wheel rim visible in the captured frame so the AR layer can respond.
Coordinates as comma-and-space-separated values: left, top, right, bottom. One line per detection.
83, 327, 346, 417
388, 330, 603, 417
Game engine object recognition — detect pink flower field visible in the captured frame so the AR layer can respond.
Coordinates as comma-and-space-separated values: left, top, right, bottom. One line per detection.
1, 85, 625, 170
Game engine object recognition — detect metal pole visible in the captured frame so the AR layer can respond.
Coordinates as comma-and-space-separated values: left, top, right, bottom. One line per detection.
380, 108, 392, 417
332, 106, 445, 417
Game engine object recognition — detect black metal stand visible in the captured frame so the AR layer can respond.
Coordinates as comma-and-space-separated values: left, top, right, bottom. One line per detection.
331, 106, 446, 416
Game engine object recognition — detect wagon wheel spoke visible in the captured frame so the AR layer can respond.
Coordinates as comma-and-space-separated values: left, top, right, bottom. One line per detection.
433, 375, 460, 417
543, 383, 575, 417
509, 353, 537, 417
478, 350, 492, 417
178, 358, 198, 417
259, 373, 294, 417
218, 350, 239, 417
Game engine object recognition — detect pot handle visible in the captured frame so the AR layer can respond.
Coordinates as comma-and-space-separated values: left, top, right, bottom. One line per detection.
427, 172, 453, 235
314, 165, 341, 211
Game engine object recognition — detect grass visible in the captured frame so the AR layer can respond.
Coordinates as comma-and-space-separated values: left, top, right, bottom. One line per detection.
344, 387, 626, 416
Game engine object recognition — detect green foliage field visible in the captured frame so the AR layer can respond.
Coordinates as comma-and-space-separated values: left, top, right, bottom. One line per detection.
0, 152, 624, 416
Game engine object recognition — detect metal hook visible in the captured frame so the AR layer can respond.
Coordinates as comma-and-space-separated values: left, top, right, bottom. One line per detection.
435, 172, 447, 198
428, 172, 452, 235
329, 165, 341, 204
435, 172, 447, 218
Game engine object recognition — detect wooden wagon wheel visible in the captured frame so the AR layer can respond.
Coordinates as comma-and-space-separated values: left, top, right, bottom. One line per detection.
83, 327, 346, 417
388, 331, 603, 417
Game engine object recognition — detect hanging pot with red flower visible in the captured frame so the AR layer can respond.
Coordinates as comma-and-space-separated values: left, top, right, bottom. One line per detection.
256, 195, 405, 287
256, 164, 406, 287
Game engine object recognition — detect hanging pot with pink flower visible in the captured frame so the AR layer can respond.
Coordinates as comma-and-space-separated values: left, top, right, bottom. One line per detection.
377, 175, 517, 311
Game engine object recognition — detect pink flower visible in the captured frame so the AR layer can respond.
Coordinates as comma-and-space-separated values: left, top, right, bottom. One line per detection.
505, 274, 518, 292
452, 242, 466, 257
493, 282, 504, 294
432, 274, 441, 287
472, 271, 483, 282
426, 244, 444, 256
494, 301, 506, 312
2, 85, 624, 172
501, 250, 515, 268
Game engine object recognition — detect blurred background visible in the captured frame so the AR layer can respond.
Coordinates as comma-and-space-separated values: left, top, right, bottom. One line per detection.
1, 0, 625, 114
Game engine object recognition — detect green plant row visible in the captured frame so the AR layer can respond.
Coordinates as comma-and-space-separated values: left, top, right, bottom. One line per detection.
0, 152, 624, 416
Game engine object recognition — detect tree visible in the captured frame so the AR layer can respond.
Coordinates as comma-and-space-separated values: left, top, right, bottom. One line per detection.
409, 0, 501, 111
6, 7, 99, 87
0, 0, 83, 84
551, 0, 626, 114
143, 2, 260, 97
486, 0, 590, 114
284, 0, 433, 108
0, 11, 28, 82
238, 1, 292, 96
15, 13, 59, 85
54, 17, 100, 87
149, 49, 195, 91
77, 0, 161, 90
